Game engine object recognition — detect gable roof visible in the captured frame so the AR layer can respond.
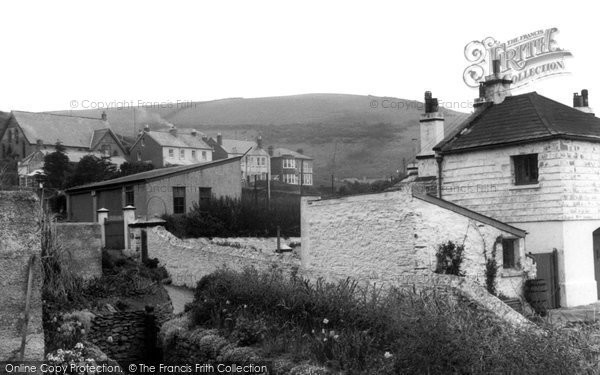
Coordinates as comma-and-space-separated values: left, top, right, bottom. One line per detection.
413, 191, 527, 238
435, 92, 600, 154
140, 130, 212, 150
218, 139, 257, 155
271, 147, 312, 160
65, 156, 241, 193
9, 111, 111, 148
90, 128, 127, 154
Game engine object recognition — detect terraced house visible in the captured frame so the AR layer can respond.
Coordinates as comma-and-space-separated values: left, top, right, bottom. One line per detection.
414, 65, 600, 307
129, 125, 213, 168
206, 134, 270, 184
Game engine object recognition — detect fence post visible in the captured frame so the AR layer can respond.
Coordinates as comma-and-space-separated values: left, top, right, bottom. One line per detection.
123, 205, 136, 250
97, 208, 109, 248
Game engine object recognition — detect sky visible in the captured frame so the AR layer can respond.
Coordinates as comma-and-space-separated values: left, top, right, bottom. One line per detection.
1, 0, 598, 113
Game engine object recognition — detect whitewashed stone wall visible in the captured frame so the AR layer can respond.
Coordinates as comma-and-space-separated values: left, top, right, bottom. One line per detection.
146, 226, 300, 287
300, 190, 534, 299
440, 139, 600, 306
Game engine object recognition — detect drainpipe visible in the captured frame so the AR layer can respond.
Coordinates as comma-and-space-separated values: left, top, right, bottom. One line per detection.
436, 153, 444, 198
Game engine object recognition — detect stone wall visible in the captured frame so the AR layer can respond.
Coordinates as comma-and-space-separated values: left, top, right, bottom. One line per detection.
300, 189, 535, 300
87, 303, 172, 364
146, 226, 300, 288
0, 191, 44, 360
55, 223, 102, 280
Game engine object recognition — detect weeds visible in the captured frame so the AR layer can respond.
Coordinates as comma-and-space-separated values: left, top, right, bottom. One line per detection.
189, 268, 598, 374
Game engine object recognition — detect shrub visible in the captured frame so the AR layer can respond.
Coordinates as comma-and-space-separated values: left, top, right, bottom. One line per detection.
162, 193, 300, 238
188, 268, 596, 374
434, 241, 465, 276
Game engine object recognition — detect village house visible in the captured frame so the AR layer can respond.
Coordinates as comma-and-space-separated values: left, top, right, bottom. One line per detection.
269, 147, 313, 186
206, 134, 271, 184
412, 61, 600, 307
0, 111, 127, 186
65, 157, 242, 223
128, 125, 213, 168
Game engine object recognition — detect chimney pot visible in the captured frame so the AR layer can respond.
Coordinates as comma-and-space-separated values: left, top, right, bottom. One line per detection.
144, 124, 150, 132
257, 136, 263, 149
217, 133, 222, 146
101, 111, 107, 121
267, 145, 274, 156
424, 91, 439, 113
169, 127, 177, 135
191, 129, 197, 136
492, 59, 501, 75
582, 89, 589, 107
296, 148, 303, 155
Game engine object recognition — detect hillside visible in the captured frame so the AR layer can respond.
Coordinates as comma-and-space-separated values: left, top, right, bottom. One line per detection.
53, 94, 469, 185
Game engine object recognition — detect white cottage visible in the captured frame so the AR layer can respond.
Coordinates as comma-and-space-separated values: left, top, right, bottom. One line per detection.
415, 64, 600, 307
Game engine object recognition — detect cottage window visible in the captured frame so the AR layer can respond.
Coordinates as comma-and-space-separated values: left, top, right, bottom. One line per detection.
168, 149, 174, 158
192, 150, 196, 159
15, 130, 18, 145
513, 154, 538, 185
180, 149, 185, 159
137, 151, 142, 161
141, 138, 145, 147
502, 238, 518, 269
7, 129, 12, 143
198, 187, 212, 211
173, 187, 186, 214
303, 174, 313, 185
202, 151, 207, 160
125, 185, 135, 207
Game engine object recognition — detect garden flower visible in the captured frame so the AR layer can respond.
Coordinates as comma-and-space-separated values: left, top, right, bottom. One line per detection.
243, 304, 248, 309
226, 300, 230, 305
75, 343, 84, 349
107, 336, 113, 343
323, 338, 327, 342
81, 329, 85, 335
384, 351, 393, 359
334, 335, 339, 340
323, 318, 329, 324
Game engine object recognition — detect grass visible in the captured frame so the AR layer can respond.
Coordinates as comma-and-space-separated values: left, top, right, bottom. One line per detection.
188, 267, 600, 374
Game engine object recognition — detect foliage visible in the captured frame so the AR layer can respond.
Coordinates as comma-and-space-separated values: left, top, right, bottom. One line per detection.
162, 193, 300, 238
117, 161, 155, 177
188, 268, 598, 374
434, 241, 465, 276
43, 143, 72, 190
485, 238, 500, 295
67, 154, 117, 187
0, 159, 18, 187
336, 176, 404, 197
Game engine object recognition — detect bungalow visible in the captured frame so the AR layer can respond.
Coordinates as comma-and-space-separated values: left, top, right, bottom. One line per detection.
65, 157, 242, 222
411, 61, 600, 307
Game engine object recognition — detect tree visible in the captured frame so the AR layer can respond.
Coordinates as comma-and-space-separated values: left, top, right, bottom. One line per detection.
43, 143, 71, 190
117, 161, 154, 177
67, 155, 117, 187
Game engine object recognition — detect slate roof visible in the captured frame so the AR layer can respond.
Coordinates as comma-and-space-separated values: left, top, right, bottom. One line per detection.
9, 111, 111, 148
271, 147, 313, 160
66, 156, 241, 192
145, 130, 212, 149
219, 139, 257, 155
434, 92, 600, 154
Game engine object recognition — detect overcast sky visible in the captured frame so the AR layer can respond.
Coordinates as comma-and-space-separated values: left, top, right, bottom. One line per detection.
1, 0, 597, 113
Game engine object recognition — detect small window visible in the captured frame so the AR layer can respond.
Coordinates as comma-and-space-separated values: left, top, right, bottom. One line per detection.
192, 150, 196, 159
502, 238, 518, 269
7, 129, 12, 143
15, 130, 19, 145
137, 151, 142, 161
198, 187, 212, 211
168, 149, 174, 158
125, 185, 135, 207
513, 154, 538, 185
180, 149, 185, 159
141, 137, 145, 147
173, 187, 186, 214
202, 151, 207, 160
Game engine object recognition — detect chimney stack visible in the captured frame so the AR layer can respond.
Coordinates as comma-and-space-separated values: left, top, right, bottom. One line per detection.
257, 136, 263, 149
144, 124, 150, 132
418, 91, 444, 163
35, 139, 42, 151
101, 111, 107, 121
574, 89, 594, 115
267, 145, 274, 156
296, 148, 303, 155
191, 129, 198, 136
474, 59, 512, 109
217, 133, 223, 146
169, 126, 177, 136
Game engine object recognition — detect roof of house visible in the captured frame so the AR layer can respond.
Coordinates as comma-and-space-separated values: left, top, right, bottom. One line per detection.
9, 111, 111, 148
270, 147, 312, 160
412, 191, 527, 238
65, 156, 241, 193
89, 128, 127, 154
435, 92, 600, 154
218, 139, 257, 155
19, 149, 127, 167
138, 130, 212, 150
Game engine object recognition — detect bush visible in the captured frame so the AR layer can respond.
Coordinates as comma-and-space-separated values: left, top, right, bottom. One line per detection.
162, 193, 300, 238
434, 241, 465, 276
188, 268, 597, 374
